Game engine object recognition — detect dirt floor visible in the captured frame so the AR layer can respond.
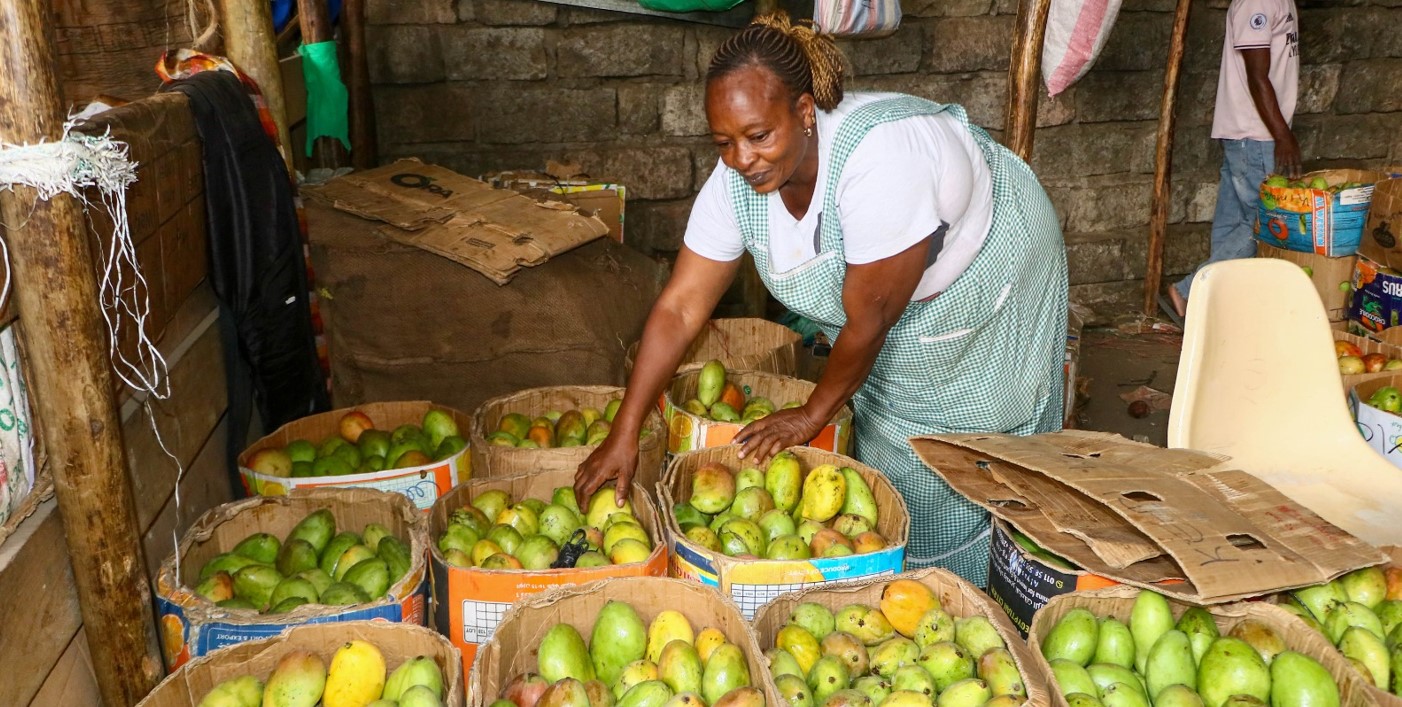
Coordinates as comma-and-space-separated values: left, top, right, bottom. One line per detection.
1073, 327, 1184, 446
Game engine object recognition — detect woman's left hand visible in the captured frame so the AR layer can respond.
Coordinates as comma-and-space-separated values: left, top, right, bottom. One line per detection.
734, 405, 825, 465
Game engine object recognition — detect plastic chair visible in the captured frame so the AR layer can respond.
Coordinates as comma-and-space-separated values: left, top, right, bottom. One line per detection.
1167, 257, 1402, 546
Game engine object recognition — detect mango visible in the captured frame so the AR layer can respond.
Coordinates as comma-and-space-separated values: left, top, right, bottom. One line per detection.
934, 679, 991, 707
519, 535, 562, 570
611, 538, 653, 565
1092, 618, 1135, 669
1390, 643, 1402, 693
443, 548, 473, 568
1087, 664, 1145, 699
839, 467, 878, 526
1340, 626, 1389, 688
647, 610, 696, 663
791, 602, 837, 641
673, 503, 712, 533
232, 532, 281, 565
690, 463, 737, 515
400, 685, 447, 707
323, 641, 385, 707
953, 616, 1004, 658
736, 466, 764, 491
262, 649, 326, 707
820, 689, 871, 707
1154, 685, 1205, 707
1264, 651, 1340, 707
592, 600, 648, 685
776, 674, 814, 707
615, 661, 662, 698
695, 628, 726, 664
539, 679, 592, 707
683, 399, 709, 417
1176, 607, 1220, 665
719, 518, 766, 557
1197, 637, 1270, 707
797, 519, 826, 546
882, 690, 933, 707
874, 580, 935, 639
849, 676, 888, 705
586, 680, 616, 707
499, 412, 532, 440
780, 624, 823, 675
383, 655, 444, 701
916, 641, 974, 692
319, 532, 363, 575
489, 432, 521, 447
216, 598, 257, 611
765, 451, 803, 513
708, 401, 739, 422
1100, 682, 1151, 707
869, 637, 919, 678
714, 686, 767, 707
1145, 629, 1196, 698
268, 594, 307, 614
1043, 608, 1099, 666
473, 490, 513, 527
830, 514, 873, 539
557, 410, 588, 447
701, 643, 751, 705
1327, 601, 1385, 643
659, 640, 704, 696
286, 508, 336, 556
1292, 582, 1347, 624
499, 504, 541, 537
799, 465, 846, 522
200, 552, 260, 581
343, 557, 391, 599
1049, 659, 1098, 698
731, 487, 776, 521
977, 647, 1025, 699
767, 648, 805, 679
485, 525, 524, 557
269, 577, 319, 608
697, 360, 726, 407
661, 694, 701, 707
576, 550, 611, 568
540, 623, 596, 683
539, 504, 583, 547
1341, 567, 1388, 610
890, 666, 935, 699
810, 655, 853, 703
586, 487, 634, 529
1376, 600, 1402, 639
1276, 602, 1324, 633
1130, 591, 1175, 674
822, 631, 870, 677
685, 526, 722, 552
439, 524, 481, 557
503, 672, 550, 707
197, 675, 264, 707
836, 604, 895, 646
1229, 620, 1285, 665
332, 544, 376, 581
195, 571, 235, 604
232, 565, 282, 611
821, 544, 854, 559
811, 529, 854, 557
913, 608, 956, 648
1066, 695, 1107, 707
275, 538, 320, 578
320, 581, 371, 605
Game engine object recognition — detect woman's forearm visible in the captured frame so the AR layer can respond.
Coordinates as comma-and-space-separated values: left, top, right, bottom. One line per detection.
803, 318, 891, 423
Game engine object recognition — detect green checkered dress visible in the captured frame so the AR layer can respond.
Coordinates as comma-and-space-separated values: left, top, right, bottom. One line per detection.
724, 95, 1068, 585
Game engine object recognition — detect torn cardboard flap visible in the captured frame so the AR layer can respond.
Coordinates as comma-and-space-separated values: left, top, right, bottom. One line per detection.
302, 159, 609, 284
911, 430, 1384, 604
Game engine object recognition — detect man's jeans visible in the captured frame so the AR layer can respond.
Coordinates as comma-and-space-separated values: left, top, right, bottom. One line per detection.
1175, 138, 1276, 301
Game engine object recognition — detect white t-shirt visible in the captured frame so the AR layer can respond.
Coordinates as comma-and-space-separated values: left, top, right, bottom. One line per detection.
684, 92, 993, 301
1211, 0, 1299, 141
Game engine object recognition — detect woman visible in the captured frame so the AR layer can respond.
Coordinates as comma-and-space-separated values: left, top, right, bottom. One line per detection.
575, 13, 1067, 584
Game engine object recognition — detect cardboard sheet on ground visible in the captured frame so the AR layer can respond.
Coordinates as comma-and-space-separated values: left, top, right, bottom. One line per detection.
301, 159, 609, 284
910, 430, 1383, 605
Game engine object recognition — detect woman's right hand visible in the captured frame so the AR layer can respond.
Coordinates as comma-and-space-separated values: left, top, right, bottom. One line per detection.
574, 431, 639, 508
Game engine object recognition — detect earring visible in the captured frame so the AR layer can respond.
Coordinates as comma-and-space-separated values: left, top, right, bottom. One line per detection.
804, 126, 814, 137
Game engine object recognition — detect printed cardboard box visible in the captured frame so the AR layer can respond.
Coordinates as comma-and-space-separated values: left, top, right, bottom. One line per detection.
428, 468, 669, 674
663, 369, 852, 455
155, 489, 430, 670
1349, 374, 1402, 469
1257, 240, 1357, 321
660, 445, 908, 619
985, 517, 1135, 636
1348, 254, 1402, 339
1256, 169, 1388, 257
239, 401, 472, 512
137, 621, 465, 707
751, 567, 1051, 707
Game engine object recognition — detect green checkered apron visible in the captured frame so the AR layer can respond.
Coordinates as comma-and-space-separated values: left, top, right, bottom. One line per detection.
725, 95, 1068, 585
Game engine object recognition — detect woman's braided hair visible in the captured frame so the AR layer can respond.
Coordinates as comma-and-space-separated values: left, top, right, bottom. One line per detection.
706, 12, 848, 111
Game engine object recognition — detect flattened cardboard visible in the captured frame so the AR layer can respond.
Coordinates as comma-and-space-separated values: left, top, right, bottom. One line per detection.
155, 488, 431, 669
486, 170, 627, 244
471, 577, 779, 707
239, 401, 472, 511
428, 469, 669, 674
664, 369, 853, 454
910, 431, 1383, 604
137, 621, 465, 707
1257, 241, 1357, 321
751, 567, 1050, 707
469, 385, 665, 492
302, 159, 610, 284
1028, 588, 1374, 707
660, 445, 908, 619
625, 317, 803, 378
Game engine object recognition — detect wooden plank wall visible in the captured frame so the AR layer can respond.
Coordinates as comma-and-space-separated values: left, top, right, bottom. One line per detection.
53, 0, 196, 106
0, 92, 233, 706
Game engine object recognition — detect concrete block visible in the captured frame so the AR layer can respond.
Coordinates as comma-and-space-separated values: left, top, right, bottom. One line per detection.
558, 24, 685, 77
475, 85, 617, 143
442, 27, 548, 81
924, 16, 1015, 73
367, 26, 444, 84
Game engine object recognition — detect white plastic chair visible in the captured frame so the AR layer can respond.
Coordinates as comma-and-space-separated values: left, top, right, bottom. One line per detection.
1167, 257, 1402, 546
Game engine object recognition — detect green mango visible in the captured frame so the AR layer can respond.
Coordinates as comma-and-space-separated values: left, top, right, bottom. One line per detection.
915, 642, 973, 693
809, 655, 853, 703
198, 675, 265, 707
618, 681, 673, 707
953, 616, 1004, 658
791, 603, 837, 641
1339, 626, 1389, 689
1269, 652, 1340, 707
868, 637, 919, 678
890, 665, 934, 698
776, 674, 814, 707
851, 676, 890, 705
820, 631, 869, 677
1326, 601, 1385, 644
320, 581, 370, 605
377, 535, 413, 588
294, 568, 333, 596
1093, 618, 1135, 669
231, 565, 282, 610
701, 643, 751, 705
934, 679, 991, 707
268, 577, 319, 608
539, 623, 596, 683
357, 429, 391, 460
275, 538, 320, 578
1043, 608, 1099, 666
539, 678, 591, 707
343, 557, 391, 600
1100, 683, 1151, 707
199, 553, 259, 582
268, 596, 309, 614
913, 608, 956, 648
1145, 630, 1196, 698
332, 544, 376, 581
591, 601, 648, 686
766, 648, 804, 679
1291, 582, 1347, 624
1197, 638, 1270, 707
1049, 659, 1097, 698
1066, 694, 1107, 707
1130, 591, 1174, 674
360, 523, 393, 554
975, 647, 1024, 699
540, 504, 583, 547
765, 451, 803, 513
672, 503, 712, 533
1176, 607, 1220, 665
400, 685, 448, 707
1154, 685, 1205, 707
232, 533, 281, 565
1087, 664, 1145, 699
319, 531, 363, 575
735, 467, 765, 492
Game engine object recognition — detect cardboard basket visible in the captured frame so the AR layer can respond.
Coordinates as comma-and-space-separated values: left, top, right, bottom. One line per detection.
625, 317, 803, 378
1029, 587, 1375, 707
911, 431, 1384, 625
659, 445, 908, 619
1258, 241, 1357, 322
154, 488, 431, 670
428, 468, 669, 675
751, 567, 1051, 707
663, 370, 853, 455
1349, 374, 1402, 469
1330, 323, 1402, 391
470, 385, 665, 492
1256, 169, 1389, 257
470, 576, 779, 707
239, 401, 473, 512
137, 620, 465, 707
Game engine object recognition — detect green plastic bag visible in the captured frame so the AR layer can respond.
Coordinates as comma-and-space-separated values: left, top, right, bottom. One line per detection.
637, 0, 745, 13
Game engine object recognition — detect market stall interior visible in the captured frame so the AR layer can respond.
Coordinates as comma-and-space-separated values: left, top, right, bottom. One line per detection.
0, 0, 1400, 704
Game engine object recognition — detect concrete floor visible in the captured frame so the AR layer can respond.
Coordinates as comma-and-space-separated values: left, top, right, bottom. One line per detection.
1072, 328, 1184, 445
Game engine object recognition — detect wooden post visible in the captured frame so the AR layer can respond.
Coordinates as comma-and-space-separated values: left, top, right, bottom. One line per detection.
343, 0, 378, 169
1143, 0, 1193, 317
1003, 0, 1053, 161
300, 0, 351, 169
0, 0, 164, 704
218, 0, 294, 172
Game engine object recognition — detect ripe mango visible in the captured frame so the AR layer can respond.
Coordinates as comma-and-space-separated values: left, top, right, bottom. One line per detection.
719, 382, 746, 412
718, 518, 765, 557
935, 679, 991, 707
647, 611, 696, 663
1176, 607, 1219, 665
1042, 608, 1098, 666
684, 526, 722, 552
821, 631, 870, 677
730, 487, 776, 521
540, 623, 596, 683
586, 487, 634, 529
869, 637, 919, 678
697, 360, 727, 407
586, 680, 615, 707
851, 675, 890, 704
953, 616, 1004, 657
1269, 651, 1340, 707
1229, 620, 1285, 665
444, 548, 473, 568
779, 624, 823, 675
882, 690, 932, 707
499, 504, 542, 537
499, 412, 532, 440
539, 678, 592, 707
1130, 591, 1174, 674
197, 674, 264, 707
659, 640, 704, 696
832, 514, 873, 539
791, 602, 836, 641
1197, 637, 1270, 707
916, 642, 974, 692
776, 674, 814, 707
809, 529, 853, 558
799, 465, 846, 522
383, 655, 444, 702
701, 643, 751, 705
503, 671, 550, 707
765, 452, 802, 513
713, 686, 765, 707
519, 535, 561, 570
663, 693, 704, 707
977, 647, 1025, 699
557, 411, 588, 447
1145, 629, 1196, 698
195, 571, 235, 604
587, 421, 611, 446
836, 604, 895, 645
695, 628, 727, 663
809, 655, 852, 703
263, 650, 326, 707
913, 608, 956, 648
1093, 618, 1135, 669
592, 600, 648, 686
614, 661, 661, 699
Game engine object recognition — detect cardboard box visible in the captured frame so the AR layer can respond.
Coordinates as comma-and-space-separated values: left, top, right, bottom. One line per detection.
985, 518, 1130, 636
1348, 374, 1402, 469
909, 431, 1384, 611
485, 168, 627, 244
469, 385, 666, 493
471, 577, 779, 707
663, 369, 853, 455
1256, 169, 1389, 257
625, 317, 804, 379
659, 445, 908, 619
1354, 173, 1402, 268
1028, 587, 1374, 707
750, 567, 1051, 707
154, 489, 431, 670
137, 621, 465, 707
1329, 323, 1402, 391
1257, 241, 1357, 321
302, 159, 610, 284
1347, 253, 1402, 339
428, 469, 669, 674
239, 401, 472, 512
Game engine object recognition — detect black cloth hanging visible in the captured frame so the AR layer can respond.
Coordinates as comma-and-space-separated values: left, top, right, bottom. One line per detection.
163, 71, 330, 493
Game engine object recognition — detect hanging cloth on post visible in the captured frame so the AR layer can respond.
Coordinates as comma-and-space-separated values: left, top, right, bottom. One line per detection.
301, 41, 352, 157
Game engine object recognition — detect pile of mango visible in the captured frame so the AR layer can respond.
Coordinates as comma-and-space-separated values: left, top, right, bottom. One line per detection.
1263, 175, 1368, 193
488, 400, 625, 449
1272, 565, 1402, 694
676, 451, 888, 561
439, 486, 652, 570
1041, 589, 1341, 707
247, 409, 464, 478
679, 361, 801, 424
491, 602, 761, 707
195, 509, 412, 613
197, 639, 446, 707
767, 579, 1023, 707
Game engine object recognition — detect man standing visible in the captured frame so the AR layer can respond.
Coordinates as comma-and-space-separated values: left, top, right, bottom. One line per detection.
1165, 0, 1300, 322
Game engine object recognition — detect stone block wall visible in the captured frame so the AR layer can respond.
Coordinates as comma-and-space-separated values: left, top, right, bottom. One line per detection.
368, 0, 1402, 321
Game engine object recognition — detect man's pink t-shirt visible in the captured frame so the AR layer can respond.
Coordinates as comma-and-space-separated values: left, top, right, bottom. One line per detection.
1212, 0, 1299, 141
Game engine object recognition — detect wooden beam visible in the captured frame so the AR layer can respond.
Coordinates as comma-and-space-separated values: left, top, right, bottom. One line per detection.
1004, 0, 1052, 161
1143, 0, 1193, 317
342, 0, 377, 169
0, 3, 165, 704
218, 0, 294, 172
299, 0, 351, 169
